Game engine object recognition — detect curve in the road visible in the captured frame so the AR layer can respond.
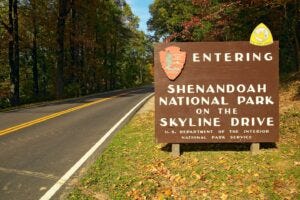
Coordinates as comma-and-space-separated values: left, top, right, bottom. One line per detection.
0, 89, 144, 137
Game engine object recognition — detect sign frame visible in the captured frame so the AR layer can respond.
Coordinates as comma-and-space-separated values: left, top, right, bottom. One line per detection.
154, 41, 279, 144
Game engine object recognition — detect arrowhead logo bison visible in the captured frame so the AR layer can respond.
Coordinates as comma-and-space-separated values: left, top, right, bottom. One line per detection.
159, 46, 186, 80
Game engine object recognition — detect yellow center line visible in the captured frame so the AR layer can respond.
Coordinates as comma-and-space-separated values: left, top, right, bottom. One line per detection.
0, 91, 134, 137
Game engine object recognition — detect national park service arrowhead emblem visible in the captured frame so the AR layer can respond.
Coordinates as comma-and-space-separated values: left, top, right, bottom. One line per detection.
159, 46, 186, 80
250, 23, 273, 46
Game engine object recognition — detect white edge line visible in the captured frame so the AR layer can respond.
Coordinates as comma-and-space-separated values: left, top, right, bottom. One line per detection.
39, 92, 154, 200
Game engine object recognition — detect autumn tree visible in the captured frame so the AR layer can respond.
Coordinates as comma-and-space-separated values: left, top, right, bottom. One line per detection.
0, 0, 153, 108
148, 0, 299, 73
4, 0, 21, 106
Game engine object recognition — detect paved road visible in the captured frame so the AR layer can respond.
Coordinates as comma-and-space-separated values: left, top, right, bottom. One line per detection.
0, 86, 153, 200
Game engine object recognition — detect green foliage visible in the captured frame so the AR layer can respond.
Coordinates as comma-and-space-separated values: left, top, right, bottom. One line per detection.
0, 80, 10, 109
0, 0, 153, 109
148, 0, 197, 40
192, 21, 212, 41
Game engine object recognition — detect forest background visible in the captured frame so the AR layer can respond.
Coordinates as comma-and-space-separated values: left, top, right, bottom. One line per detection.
0, 0, 154, 108
0, 0, 299, 109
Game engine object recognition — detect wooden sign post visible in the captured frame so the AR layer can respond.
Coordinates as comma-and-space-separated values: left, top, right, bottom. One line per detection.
154, 41, 279, 155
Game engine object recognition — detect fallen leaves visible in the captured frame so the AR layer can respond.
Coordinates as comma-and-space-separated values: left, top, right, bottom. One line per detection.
273, 178, 298, 199
294, 161, 300, 166
68, 94, 300, 200
220, 193, 228, 200
247, 184, 261, 195
191, 171, 206, 181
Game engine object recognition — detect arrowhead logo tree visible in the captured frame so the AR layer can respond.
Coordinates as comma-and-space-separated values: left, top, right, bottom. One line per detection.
159, 46, 186, 80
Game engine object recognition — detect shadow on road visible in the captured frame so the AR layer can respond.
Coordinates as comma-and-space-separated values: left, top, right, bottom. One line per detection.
2, 86, 154, 113
161, 143, 277, 152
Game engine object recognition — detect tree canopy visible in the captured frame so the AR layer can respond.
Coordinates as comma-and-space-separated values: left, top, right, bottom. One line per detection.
148, 0, 299, 73
0, 0, 153, 108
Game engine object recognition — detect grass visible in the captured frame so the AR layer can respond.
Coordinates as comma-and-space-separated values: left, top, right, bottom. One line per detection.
68, 79, 299, 200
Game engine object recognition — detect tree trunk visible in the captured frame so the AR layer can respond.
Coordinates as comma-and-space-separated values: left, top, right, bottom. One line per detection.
294, 0, 300, 71
112, 42, 117, 89
56, 0, 68, 99
103, 42, 108, 91
9, 0, 20, 106
70, 0, 79, 85
8, 0, 15, 105
80, 44, 85, 94
295, 27, 300, 72
31, 0, 39, 97
41, 54, 47, 98
13, 0, 20, 104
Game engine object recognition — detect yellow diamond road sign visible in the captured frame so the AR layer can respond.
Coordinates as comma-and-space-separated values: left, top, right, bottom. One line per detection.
250, 23, 273, 46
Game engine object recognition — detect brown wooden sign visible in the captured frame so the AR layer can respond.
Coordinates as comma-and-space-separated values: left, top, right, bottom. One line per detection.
154, 42, 279, 143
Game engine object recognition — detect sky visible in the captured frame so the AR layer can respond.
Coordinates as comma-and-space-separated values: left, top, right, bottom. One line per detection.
126, 0, 153, 34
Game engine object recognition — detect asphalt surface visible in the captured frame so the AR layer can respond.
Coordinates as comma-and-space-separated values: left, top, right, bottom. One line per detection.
0, 86, 153, 200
